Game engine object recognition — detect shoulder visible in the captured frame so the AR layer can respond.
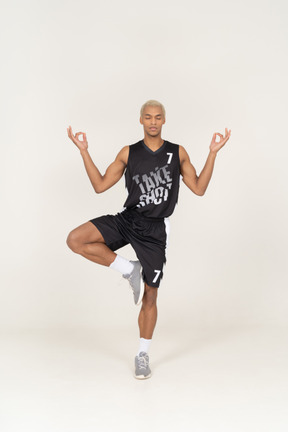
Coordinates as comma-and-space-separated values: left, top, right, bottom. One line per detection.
116, 145, 129, 167
165, 140, 180, 153
165, 140, 182, 149
115, 140, 142, 166
178, 145, 190, 164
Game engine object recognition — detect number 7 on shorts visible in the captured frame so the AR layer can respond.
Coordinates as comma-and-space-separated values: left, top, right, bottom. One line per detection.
153, 270, 161, 283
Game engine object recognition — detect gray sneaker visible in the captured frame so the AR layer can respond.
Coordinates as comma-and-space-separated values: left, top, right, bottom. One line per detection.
134, 352, 152, 379
123, 260, 145, 305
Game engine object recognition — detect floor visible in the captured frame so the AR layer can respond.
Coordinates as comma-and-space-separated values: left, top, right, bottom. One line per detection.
1, 325, 287, 432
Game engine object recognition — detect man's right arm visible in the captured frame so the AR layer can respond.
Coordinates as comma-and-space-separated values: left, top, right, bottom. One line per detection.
67, 126, 129, 194
80, 146, 129, 194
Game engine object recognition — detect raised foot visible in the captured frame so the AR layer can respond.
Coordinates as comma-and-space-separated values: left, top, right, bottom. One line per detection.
123, 260, 145, 305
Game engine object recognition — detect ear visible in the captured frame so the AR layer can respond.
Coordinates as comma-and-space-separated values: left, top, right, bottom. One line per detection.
140, 116, 143, 125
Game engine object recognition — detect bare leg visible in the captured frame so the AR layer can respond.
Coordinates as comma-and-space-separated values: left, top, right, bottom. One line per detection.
138, 284, 158, 339
66, 221, 116, 266
68, 223, 157, 341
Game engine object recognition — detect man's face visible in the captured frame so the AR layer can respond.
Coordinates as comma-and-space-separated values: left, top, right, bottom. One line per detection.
140, 105, 166, 137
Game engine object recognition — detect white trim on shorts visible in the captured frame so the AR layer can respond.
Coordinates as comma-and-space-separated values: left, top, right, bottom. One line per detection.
164, 217, 170, 249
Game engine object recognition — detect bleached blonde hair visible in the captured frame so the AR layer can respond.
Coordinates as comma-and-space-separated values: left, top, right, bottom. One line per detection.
140, 100, 166, 120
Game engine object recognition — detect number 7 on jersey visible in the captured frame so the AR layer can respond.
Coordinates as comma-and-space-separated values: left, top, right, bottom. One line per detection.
167, 152, 173, 164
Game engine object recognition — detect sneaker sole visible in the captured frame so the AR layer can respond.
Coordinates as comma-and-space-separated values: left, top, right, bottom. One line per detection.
134, 372, 152, 380
136, 278, 145, 306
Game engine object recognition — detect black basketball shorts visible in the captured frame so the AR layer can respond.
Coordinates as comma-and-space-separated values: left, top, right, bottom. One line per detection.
89, 208, 170, 288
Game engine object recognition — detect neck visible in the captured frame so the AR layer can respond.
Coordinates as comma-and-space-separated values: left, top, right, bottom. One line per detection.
143, 134, 164, 150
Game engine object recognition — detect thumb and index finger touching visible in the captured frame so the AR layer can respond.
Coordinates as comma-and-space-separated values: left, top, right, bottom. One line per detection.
214, 128, 231, 142
67, 125, 87, 142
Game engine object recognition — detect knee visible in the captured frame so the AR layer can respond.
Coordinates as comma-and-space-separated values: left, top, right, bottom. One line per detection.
142, 284, 158, 308
66, 230, 82, 253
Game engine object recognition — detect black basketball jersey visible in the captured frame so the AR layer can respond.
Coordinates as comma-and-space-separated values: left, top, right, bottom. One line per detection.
122, 139, 181, 218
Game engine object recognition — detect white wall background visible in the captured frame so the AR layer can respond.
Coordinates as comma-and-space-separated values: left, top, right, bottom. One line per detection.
1, 0, 287, 332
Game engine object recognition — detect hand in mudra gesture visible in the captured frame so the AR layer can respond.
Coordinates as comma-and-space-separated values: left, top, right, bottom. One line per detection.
209, 128, 231, 154
67, 125, 88, 152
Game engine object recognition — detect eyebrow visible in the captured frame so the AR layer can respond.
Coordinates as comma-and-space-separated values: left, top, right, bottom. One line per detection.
145, 114, 162, 117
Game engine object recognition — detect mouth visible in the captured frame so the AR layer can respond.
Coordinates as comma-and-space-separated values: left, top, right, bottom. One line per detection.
150, 128, 157, 131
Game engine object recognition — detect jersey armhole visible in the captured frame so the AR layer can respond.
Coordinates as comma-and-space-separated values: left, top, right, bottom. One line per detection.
177, 144, 181, 169
124, 145, 131, 173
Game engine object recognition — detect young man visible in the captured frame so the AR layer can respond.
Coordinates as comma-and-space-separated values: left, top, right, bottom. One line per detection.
66, 100, 231, 379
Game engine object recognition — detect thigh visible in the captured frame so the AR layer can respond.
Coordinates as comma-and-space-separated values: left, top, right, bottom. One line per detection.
130, 219, 168, 288
135, 243, 166, 288
68, 220, 106, 244
89, 214, 129, 251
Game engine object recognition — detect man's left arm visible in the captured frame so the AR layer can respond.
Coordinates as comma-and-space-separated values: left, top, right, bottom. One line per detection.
179, 128, 231, 196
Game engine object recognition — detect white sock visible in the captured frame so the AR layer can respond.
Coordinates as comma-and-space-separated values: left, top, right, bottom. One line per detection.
109, 254, 134, 275
137, 338, 152, 356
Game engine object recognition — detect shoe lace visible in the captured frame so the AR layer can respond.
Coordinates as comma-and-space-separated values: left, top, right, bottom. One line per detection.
137, 354, 148, 370
123, 273, 135, 291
